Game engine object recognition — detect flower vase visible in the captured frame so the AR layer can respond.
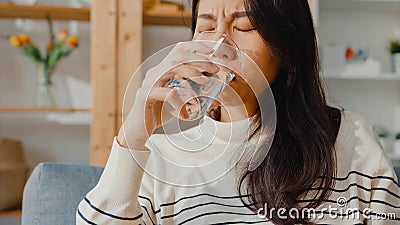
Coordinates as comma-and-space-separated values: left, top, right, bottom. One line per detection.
392, 53, 400, 75
36, 64, 56, 107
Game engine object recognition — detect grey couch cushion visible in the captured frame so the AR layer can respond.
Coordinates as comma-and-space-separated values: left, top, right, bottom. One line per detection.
21, 163, 103, 225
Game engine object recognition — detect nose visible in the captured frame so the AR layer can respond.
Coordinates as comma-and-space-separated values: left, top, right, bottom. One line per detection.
210, 33, 239, 62
215, 22, 232, 38
193, 31, 239, 62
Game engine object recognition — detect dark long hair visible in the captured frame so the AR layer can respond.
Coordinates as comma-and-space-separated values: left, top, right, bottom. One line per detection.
191, 0, 342, 224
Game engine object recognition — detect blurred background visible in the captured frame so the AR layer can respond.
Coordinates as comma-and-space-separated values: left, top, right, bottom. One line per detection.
0, 0, 399, 223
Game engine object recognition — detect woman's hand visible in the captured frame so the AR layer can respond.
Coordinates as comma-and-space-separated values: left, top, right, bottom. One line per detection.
117, 41, 220, 150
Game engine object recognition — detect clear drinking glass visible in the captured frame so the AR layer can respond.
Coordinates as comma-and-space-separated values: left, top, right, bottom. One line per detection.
164, 31, 242, 121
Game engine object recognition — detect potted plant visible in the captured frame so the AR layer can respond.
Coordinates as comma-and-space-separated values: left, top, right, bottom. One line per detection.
389, 40, 400, 74
7, 19, 79, 107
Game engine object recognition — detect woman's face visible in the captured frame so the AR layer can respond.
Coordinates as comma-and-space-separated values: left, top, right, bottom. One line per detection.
194, 0, 280, 116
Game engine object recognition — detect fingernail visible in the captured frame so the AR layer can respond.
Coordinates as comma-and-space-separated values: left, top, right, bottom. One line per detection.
199, 75, 209, 83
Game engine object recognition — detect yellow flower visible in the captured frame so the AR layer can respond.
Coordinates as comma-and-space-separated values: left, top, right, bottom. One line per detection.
67, 36, 79, 47
9, 36, 22, 47
18, 34, 30, 44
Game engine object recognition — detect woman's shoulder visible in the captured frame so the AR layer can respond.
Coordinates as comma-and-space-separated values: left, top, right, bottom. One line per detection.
336, 110, 382, 152
335, 109, 394, 176
339, 109, 373, 127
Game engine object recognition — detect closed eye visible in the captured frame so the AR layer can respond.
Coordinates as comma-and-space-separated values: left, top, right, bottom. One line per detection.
196, 26, 216, 33
204, 28, 215, 32
234, 27, 256, 32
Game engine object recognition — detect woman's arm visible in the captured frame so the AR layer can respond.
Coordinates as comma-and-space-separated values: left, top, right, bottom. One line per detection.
367, 152, 400, 225
75, 41, 218, 224
76, 137, 153, 225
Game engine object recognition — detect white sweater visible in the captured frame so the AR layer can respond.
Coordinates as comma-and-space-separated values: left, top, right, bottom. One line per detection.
77, 111, 400, 224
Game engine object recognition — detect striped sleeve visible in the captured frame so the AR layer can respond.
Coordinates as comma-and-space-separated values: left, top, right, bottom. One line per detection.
367, 152, 400, 225
76, 137, 153, 225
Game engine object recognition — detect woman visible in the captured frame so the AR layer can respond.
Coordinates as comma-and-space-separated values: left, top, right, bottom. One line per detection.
77, 0, 400, 224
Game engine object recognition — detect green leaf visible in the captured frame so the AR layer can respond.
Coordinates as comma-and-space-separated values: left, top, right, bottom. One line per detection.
47, 46, 62, 68
389, 40, 400, 54
21, 44, 43, 63
31, 46, 43, 62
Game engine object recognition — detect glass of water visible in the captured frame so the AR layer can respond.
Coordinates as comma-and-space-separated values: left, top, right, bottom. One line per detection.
164, 31, 242, 121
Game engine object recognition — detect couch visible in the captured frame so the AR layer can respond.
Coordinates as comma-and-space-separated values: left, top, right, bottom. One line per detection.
21, 163, 103, 225
21, 163, 400, 225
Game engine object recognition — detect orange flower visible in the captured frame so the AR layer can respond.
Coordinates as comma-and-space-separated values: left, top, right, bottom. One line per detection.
345, 47, 355, 61
46, 43, 53, 52
18, 34, 30, 44
67, 36, 79, 47
56, 29, 69, 43
9, 36, 22, 47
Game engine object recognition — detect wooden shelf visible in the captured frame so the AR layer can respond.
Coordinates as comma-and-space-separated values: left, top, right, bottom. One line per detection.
0, 107, 91, 113
0, 3, 192, 26
0, 3, 90, 21
0, 209, 21, 217
143, 10, 191, 26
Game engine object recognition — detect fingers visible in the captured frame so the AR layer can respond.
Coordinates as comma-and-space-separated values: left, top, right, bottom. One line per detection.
176, 41, 214, 55
170, 65, 211, 85
147, 87, 194, 120
157, 41, 218, 71
149, 62, 220, 88
168, 51, 216, 68
182, 60, 219, 74
145, 41, 223, 88
145, 59, 219, 88
139, 41, 224, 120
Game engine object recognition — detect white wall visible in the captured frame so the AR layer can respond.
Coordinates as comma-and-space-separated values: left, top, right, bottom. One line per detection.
317, 0, 400, 165
143, 26, 192, 59
319, 1, 400, 124
319, 10, 400, 73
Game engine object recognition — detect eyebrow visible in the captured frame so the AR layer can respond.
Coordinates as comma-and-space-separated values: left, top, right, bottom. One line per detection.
197, 11, 248, 20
